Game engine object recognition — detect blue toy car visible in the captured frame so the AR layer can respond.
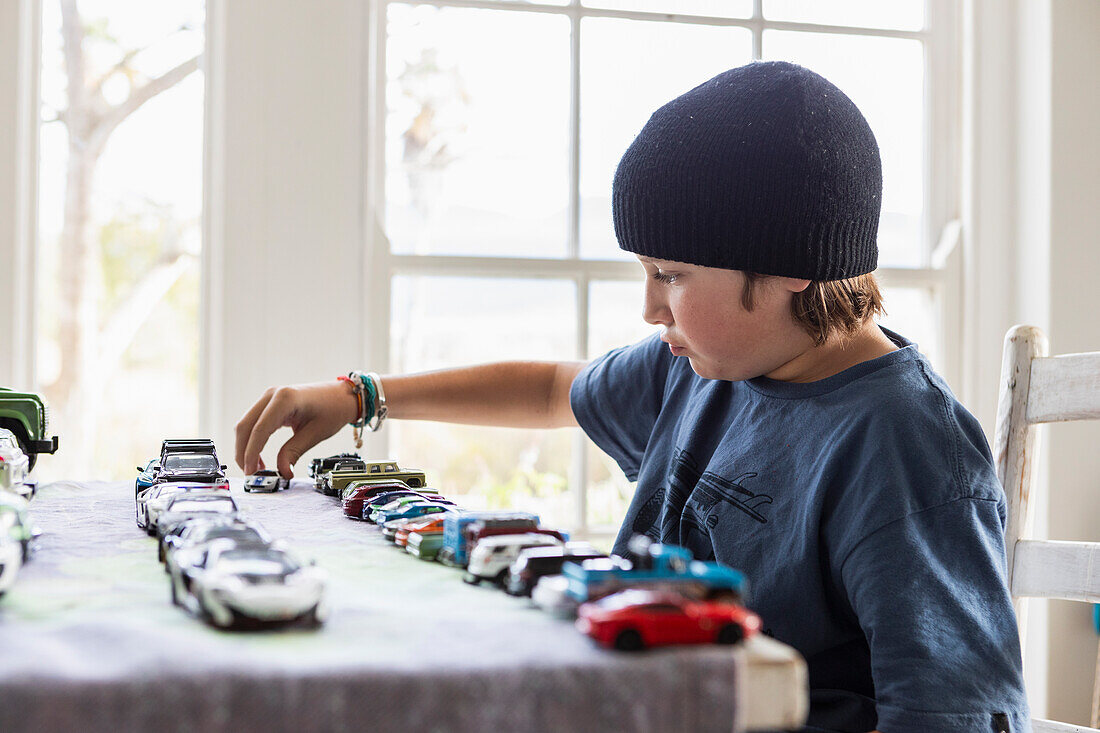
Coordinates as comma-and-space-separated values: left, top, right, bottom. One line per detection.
135, 458, 160, 496
360, 490, 435, 523
562, 535, 747, 603
374, 500, 455, 527
437, 511, 540, 568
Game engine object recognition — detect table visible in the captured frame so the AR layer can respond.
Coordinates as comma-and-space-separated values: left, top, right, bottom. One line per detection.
0, 480, 807, 732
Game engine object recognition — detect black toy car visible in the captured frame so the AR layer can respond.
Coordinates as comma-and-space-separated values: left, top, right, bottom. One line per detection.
504, 543, 607, 597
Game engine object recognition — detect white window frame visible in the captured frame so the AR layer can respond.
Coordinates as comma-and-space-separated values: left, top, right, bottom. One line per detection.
362, 0, 963, 539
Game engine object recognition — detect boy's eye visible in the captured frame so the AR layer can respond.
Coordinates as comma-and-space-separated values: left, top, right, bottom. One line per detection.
651, 270, 677, 284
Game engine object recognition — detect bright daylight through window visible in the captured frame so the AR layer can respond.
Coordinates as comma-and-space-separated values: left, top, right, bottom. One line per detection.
35, 0, 205, 481
379, 0, 949, 538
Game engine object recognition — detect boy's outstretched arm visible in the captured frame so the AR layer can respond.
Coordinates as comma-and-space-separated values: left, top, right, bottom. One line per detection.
235, 361, 587, 479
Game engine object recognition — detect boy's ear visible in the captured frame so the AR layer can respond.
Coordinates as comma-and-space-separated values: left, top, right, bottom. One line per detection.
778, 277, 811, 294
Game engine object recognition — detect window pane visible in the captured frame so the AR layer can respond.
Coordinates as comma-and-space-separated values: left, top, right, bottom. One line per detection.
582, 0, 751, 18
879, 287, 939, 369
580, 18, 753, 260
390, 276, 576, 528
588, 279, 656, 358
763, 31, 924, 268
764, 0, 924, 31
386, 5, 570, 258
36, 0, 204, 480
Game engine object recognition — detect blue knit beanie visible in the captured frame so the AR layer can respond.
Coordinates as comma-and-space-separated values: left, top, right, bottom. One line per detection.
612, 61, 881, 281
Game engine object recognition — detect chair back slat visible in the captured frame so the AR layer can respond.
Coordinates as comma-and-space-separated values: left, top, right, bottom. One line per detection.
1012, 540, 1100, 602
1033, 718, 1100, 733
994, 325, 1048, 596
1027, 354, 1100, 424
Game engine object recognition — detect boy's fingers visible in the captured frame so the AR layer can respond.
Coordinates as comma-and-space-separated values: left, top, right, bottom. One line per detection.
276, 421, 329, 480
242, 388, 296, 475
235, 388, 276, 470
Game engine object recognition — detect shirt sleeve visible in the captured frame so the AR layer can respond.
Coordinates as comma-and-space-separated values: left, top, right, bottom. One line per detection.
569, 333, 672, 481
839, 497, 1031, 733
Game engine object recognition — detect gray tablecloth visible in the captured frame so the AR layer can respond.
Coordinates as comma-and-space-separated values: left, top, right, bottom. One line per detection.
0, 480, 744, 733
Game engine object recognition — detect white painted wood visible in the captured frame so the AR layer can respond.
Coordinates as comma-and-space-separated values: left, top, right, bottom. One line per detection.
1013, 540, 1100, 602
995, 324, 1048, 609
0, 0, 39, 389
994, 324, 1100, 730
1034, 719, 1099, 733
741, 634, 809, 732
200, 0, 367, 464
1028, 355, 1100, 424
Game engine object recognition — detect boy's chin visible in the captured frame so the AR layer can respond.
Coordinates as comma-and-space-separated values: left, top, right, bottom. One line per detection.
686, 357, 743, 382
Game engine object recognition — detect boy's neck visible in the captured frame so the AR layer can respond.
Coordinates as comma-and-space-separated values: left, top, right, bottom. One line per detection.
765, 321, 898, 383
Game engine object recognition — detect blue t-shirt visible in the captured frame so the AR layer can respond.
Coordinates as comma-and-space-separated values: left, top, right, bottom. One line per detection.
570, 328, 1030, 733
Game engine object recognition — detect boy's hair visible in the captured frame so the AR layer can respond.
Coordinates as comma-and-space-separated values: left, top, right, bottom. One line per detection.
741, 272, 886, 346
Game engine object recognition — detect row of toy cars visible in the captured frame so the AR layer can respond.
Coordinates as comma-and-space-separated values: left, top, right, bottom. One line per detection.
135, 439, 325, 630
0, 427, 42, 597
310, 453, 762, 651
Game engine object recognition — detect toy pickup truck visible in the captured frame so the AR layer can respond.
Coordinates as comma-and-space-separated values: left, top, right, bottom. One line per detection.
0, 387, 58, 470
324, 461, 426, 498
562, 536, 747, 604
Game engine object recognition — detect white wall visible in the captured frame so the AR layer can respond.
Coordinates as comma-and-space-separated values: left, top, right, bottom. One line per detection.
968, 0, 1100, 724
201, 0, 370, 470
1043, 0, 1100, 723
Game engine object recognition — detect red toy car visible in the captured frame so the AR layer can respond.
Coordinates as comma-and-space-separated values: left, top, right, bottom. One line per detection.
341, 480, 413, 519
575, 589, 761, 651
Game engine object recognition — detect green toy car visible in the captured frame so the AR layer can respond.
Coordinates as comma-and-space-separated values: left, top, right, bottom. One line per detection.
0, 387, 58, 470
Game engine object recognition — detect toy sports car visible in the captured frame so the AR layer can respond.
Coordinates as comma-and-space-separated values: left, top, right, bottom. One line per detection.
137, 482, 228, 535
154, 492, 241, 539
170, 538, 325, 629
243, 470, 290, 493
575, 589, 762, 651
159, 516, 271, 565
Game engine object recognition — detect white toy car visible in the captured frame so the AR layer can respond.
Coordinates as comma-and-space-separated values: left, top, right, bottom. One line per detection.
137, 482, 223, 535
531, 574, 580, 618
171, 538, 325, 629
0, 522, 23, 595
0, 491, 37, 563
243, 470, 289, 493
464, 532, 564, 586
0, 445, 36, 500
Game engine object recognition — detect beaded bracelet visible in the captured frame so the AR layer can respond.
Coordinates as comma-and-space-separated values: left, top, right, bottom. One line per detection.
339, 371, 389, 448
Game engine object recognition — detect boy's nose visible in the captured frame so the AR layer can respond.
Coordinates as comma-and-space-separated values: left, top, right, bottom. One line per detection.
642, 282, 672, 326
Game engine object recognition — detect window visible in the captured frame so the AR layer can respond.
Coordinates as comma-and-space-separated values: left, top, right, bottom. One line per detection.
34, 0, 205, 480
370, 0, 961, 539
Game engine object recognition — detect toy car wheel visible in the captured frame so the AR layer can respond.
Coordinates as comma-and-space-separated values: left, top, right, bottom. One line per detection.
613, 629, 644, 652
244, 485, 251, 492
135, 504, 143, 529
146, 523, 156, 537
462, 572, 480, 585
494, 569, 509, 587
716, 623, 743, 645
157, 542, 165, 563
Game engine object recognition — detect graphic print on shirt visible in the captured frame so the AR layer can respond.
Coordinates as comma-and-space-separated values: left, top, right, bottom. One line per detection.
631, 448, 773, 561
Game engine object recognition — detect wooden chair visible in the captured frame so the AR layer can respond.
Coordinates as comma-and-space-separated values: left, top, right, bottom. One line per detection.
994, 325, 1100, 733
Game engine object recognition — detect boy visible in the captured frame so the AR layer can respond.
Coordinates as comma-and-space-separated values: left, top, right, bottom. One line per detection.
236, 62, 1029, 733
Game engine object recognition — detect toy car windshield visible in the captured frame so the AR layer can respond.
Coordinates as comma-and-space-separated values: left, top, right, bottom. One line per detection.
168, 498, 235, 513
216, 548, 299, 575
163, 454, 220, 472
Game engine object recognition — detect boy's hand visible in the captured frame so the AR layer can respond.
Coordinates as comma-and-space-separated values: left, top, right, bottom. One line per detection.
235, 380, 358, 479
